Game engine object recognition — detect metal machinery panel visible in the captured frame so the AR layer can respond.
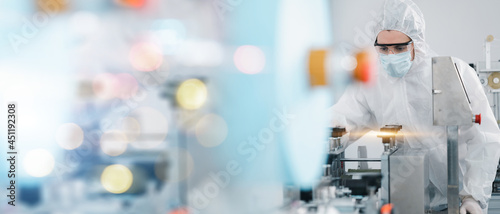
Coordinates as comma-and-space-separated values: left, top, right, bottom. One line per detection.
432, 56, 473, 126
489, 193, 500, 213
389, 148, 429, 214
474, 61, 500, 212
380, 149, 394, 204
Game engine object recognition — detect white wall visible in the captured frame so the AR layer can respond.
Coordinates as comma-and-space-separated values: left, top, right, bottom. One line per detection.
331, 0, 500, 169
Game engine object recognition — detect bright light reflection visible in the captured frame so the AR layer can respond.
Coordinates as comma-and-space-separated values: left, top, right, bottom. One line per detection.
101, 164, 133, 194
233, 45, 266, 74
23, 149, 55, 177
176, 79, 207, 110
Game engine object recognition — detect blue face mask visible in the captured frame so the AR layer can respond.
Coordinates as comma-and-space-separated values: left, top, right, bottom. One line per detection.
379, 51, 413, 78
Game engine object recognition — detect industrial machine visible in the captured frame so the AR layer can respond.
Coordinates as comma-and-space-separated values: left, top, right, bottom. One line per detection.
284, 123, 438, 214
474, 35, 500, 125
282, 125, 400, 214
285, 56, 484, 214
432, 56, 482, 214
472, 35, 500, 213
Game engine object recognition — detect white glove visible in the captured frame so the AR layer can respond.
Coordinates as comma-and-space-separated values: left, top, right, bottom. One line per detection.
460, 197, 483, 214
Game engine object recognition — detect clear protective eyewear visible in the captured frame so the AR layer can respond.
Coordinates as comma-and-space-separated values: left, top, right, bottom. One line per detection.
374, 40, 413, 55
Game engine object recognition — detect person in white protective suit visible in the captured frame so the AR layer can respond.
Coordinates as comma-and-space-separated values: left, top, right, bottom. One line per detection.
329, 0, 500, 213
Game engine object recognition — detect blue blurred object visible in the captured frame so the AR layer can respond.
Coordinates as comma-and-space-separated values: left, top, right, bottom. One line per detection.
213, 0, 333, 187
19, 184, 41, 207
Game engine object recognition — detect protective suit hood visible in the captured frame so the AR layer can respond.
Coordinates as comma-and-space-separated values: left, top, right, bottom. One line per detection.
373, 0, 431, 59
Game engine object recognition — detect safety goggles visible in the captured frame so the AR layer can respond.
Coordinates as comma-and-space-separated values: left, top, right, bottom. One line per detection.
374, 40, 413, 55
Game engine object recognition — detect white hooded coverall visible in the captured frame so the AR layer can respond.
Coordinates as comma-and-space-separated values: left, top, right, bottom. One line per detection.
329, 0, 500, 212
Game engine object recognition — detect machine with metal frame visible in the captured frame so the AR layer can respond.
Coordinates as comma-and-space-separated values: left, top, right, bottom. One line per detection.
472, 35, 500, 213
432, 56, 481, 214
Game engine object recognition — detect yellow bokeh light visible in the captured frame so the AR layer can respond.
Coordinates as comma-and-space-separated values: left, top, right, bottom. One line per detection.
56, 123, 84, 150
101, 164, 133, 194
176, 79, 207, 110
23, 149, 55, 177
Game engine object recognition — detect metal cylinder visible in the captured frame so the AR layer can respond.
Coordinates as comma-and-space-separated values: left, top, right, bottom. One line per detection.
447, 126, 459, 214
328, 137, 335, 152
329, 137, 342, 152
390, 137, 395, 149
493, 93, 497, 119
335, 138, 341, 149
323, 164, 331, 177
383, 143, 390, 152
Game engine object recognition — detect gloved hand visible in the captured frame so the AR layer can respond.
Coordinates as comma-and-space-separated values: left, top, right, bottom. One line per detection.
460, 197, 482, 214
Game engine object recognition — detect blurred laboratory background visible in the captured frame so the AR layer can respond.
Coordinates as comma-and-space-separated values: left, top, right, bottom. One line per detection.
0, 0, 498, 214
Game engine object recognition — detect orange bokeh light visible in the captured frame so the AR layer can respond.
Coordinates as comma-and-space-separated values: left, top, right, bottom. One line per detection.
116, 0, 146, 8
169, 207, 188, 214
